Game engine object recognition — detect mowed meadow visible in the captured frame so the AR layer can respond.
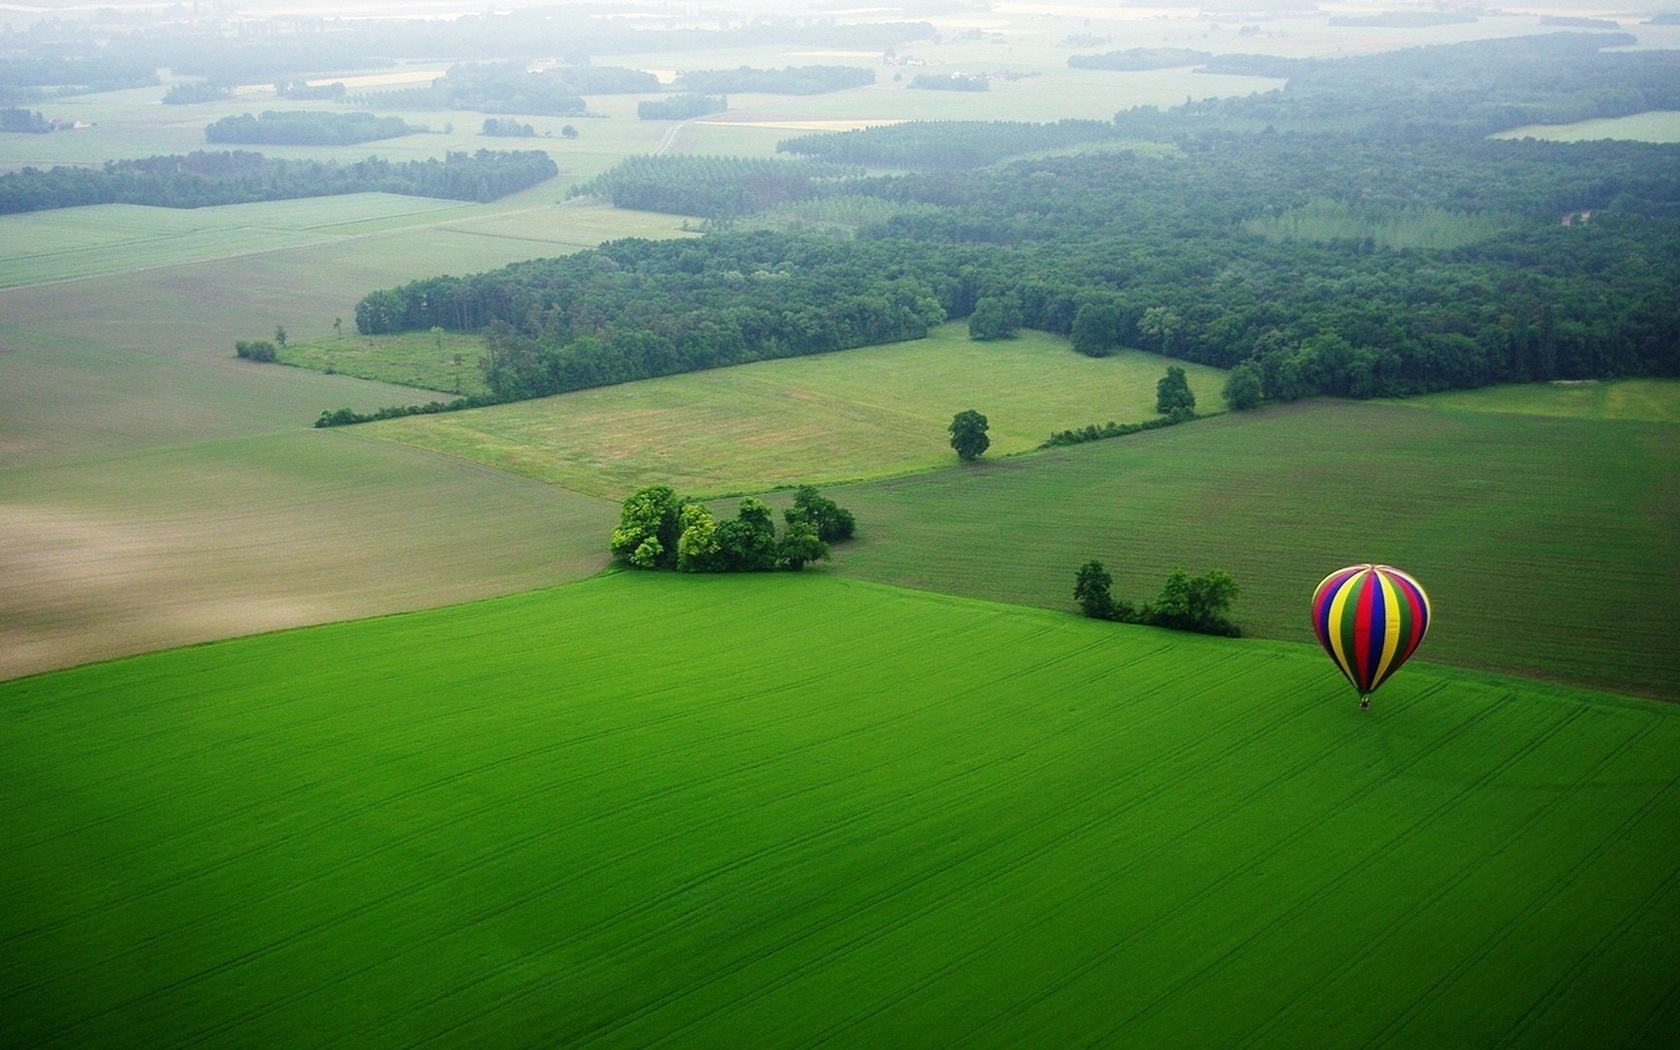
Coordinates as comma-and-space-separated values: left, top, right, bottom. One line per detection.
4, 574, 1678, 1048
363, 323, 1228, 496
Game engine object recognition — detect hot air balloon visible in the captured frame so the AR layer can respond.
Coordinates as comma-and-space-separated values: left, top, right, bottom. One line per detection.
1311, 564, 1432, 710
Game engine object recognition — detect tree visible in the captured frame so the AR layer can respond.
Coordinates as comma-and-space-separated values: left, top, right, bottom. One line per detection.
949, 409, 990, 461
610, 484, 684, 569
1155, 366, 1196, 417
715, 496, 780, 572
675, 502, 721, 572
1139, 306, 1180, 354
1074, 561, 1116, 619
786, 485, 855, 542
273, 325, 287, 349
1223, 361, 1263, 410
333, 317, 343, 339
968, 294, 1021, 340
778, 519, 828, 571
561, 125, 579, 139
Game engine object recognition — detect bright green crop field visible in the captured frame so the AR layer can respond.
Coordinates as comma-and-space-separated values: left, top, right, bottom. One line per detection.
3, 573, 1677, 1048
365, 322, 1227, 497
824, 396, 1680, 701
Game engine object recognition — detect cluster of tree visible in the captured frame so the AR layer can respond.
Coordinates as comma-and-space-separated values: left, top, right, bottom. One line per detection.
351, 62, 657, 116
234, 339, 278, 363
778, 119, 1117, 170
0, 149, 557, 214
910, 73, 988, 92
610, 485, 853, 573
481, 117, 536, 137
636, 94, 726, 121
570, 155, 855, 218
1, 107, 51, 133
274, 80, 347, 101
672, 65, 875, 95
162, 80, 234, 105
1074, 562, 1240, 637
205, 111, 415, 146
1067, 48, 1211, 71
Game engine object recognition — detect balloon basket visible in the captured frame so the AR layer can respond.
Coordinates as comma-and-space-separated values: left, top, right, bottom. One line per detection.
1359, 696, 1371, 710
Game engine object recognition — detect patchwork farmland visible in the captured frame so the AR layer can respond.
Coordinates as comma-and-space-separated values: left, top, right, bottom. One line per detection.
3, 2, 1679, 1046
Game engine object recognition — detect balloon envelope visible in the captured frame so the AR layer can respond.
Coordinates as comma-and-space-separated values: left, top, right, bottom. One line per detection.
1311, 564, 1432, 699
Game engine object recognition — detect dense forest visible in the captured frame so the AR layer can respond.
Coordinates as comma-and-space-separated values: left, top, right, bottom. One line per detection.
340, 33, 1679, 416
0, 149, 557, 213
204, 111, 416, 146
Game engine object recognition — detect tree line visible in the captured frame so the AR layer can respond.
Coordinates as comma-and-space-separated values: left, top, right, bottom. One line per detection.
205, 111, 415, 146
0, 149, 557, 214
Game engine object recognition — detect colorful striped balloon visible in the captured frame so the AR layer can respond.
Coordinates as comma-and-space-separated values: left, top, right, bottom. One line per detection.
1311, 564, 1432, 709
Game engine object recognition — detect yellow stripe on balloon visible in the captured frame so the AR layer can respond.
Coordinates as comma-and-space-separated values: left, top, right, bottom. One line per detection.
1326, 573, 1356, 683
1371, 573, 1404, 686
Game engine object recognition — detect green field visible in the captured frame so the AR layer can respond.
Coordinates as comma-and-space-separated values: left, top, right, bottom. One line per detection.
823, 397, 1680, 701
1492, 109, 1680, 144
3, 573, 1677, 1047
280, 328, 494, 397
1417, 379, 1680, 424
364, 322, 1227, 497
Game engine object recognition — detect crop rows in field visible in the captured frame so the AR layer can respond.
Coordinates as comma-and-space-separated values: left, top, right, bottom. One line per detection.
365, 322, 1227, 498
824, 396, 1680, 701
2, 573, 1676, 1046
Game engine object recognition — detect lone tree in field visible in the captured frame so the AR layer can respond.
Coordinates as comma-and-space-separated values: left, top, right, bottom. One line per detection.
949, 409, 990, 461
1156, 365, 1196, 417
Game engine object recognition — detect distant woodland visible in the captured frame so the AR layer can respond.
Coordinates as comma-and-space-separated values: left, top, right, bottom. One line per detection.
349, 34, 1680, 413
0, 15, 932, 100
204, 111, 415, 146
0, 150, 558, 213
